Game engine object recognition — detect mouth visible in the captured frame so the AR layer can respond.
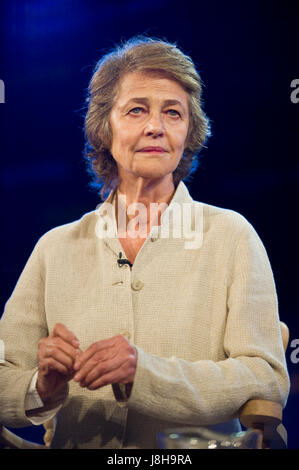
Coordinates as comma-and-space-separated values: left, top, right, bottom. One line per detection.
137, 147, 168, 153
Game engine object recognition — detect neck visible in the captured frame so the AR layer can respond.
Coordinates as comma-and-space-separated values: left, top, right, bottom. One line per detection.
117, 174, 175, 206
115, 175, 177, 236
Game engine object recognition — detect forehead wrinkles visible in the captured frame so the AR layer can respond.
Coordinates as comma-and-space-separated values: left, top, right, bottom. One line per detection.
114, 72, 189, 109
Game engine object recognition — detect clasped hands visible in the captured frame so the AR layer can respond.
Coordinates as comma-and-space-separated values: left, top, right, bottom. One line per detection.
36, 323, 137, 403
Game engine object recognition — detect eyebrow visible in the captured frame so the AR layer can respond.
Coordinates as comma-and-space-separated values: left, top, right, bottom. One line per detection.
121, 97, 187, 114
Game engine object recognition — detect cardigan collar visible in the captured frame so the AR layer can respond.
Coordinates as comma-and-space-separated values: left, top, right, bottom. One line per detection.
95, 181, 202, 245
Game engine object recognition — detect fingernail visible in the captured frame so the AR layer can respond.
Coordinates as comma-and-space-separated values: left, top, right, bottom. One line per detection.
72, 339, 80, 347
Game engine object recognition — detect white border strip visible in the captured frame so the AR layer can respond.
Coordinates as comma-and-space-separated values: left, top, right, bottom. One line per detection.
0, 339, 5, 363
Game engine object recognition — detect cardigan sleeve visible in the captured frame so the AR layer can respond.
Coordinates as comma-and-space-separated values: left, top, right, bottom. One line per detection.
123, 221, 290, 426
0, 239, 67, 427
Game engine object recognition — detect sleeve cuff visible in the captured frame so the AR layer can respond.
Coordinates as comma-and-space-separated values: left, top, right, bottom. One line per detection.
25, 371, 69, 424
24, 371, 44, 410
112, 383, 134, 407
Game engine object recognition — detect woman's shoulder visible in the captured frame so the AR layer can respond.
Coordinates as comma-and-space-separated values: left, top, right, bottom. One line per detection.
182, 183, 255, 237
199, 199, 248, 224
36, 210, 98, 249
199, 200, 257, 238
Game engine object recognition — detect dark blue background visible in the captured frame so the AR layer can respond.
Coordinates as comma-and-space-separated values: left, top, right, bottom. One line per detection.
0, 0, 298, 449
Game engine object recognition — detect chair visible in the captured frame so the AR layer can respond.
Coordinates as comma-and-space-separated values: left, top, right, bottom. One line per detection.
0, 322, 290, 449
239, 321, 289, 449
0, 419, 53, 449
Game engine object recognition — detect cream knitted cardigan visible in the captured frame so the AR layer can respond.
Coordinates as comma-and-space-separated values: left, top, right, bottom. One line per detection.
0, 182, 289, 448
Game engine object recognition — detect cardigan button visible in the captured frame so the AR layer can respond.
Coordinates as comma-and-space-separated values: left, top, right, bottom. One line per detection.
120, 330, 131, 340
131, 280, 144, 291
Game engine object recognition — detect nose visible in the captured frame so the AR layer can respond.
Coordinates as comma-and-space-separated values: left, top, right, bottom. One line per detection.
144, 113, 164, 137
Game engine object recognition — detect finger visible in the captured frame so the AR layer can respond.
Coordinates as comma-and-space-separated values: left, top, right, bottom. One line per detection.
77, 354, 126, 387
87, 364, 135, 390
41, 342, 79, 371
73, 345, 97, 372
50, 323, 80, 348
73, 347, 115, 384
79, 345, 137, 388
74, 334, 128, 370
74, 338, 117, 371
51, 337, 81, 362
39, 357, 70, 376
88, 371, 117, 390
38, 336, 78, 363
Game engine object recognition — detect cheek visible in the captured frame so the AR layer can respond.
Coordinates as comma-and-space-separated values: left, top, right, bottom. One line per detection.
173, 129, 189, 154
110, 130, 123, 156
113, 128, 135, 151
110, 130, 137, 166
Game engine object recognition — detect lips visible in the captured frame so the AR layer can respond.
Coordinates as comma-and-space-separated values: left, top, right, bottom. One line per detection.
137, 147, 168, 153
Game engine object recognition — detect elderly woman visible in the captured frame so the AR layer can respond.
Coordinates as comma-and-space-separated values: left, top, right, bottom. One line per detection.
0, 37, 289, 449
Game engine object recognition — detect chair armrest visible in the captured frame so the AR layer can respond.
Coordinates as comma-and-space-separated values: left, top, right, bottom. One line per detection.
0, 424, 47, 449
239, 399, 282, 428
239, 399, 287, 449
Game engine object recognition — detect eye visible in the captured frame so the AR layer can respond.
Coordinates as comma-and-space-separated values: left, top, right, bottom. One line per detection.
129, 107, 144, 115
167, 109, 181, 117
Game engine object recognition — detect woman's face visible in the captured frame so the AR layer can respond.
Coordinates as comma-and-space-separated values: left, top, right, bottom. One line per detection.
109, 71, 189, 184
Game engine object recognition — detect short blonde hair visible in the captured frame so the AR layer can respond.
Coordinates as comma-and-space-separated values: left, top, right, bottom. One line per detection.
84, 36, 211, 198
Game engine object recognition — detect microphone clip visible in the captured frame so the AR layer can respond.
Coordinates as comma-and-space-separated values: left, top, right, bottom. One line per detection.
117, 252, 133, 268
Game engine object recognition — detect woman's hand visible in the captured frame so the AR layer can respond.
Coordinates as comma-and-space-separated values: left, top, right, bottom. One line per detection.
36, 323, 80, 403
73, 334, 137, 391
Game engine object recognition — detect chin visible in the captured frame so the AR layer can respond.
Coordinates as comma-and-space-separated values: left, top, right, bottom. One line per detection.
133, 162, 175, 179
135, 170, 172, 180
